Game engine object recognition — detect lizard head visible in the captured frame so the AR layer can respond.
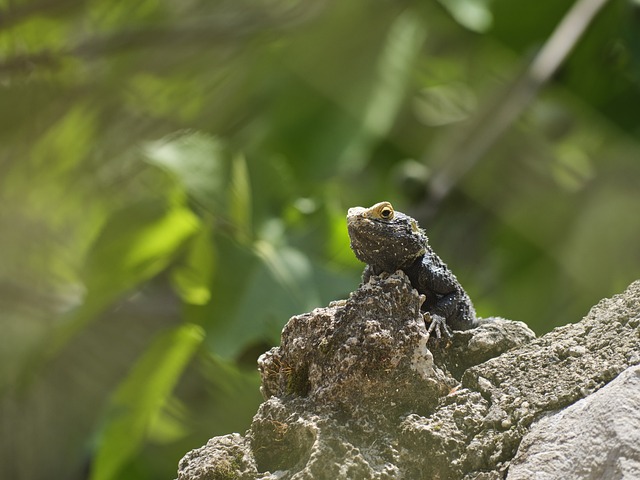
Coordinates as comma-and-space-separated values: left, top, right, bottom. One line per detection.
346, 201, 427, 271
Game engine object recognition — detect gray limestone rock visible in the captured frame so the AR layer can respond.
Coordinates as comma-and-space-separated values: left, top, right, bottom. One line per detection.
258, 271, 452, 414
507, 365, 640, 480
176, 275, 640, 480
177, 433, 258, 480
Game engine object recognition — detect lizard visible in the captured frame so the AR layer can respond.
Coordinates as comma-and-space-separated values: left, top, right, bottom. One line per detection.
346, 201, 478, 339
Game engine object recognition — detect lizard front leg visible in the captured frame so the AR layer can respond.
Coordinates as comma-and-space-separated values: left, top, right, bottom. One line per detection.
423, 311, 452, 342
417, 252, 477, 334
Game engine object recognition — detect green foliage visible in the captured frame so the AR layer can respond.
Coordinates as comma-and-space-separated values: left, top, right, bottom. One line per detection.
438, 0, 493, 32
171, 226, 214, 306
90, 323, 204, 480
46, 200, 201, 359
1, 0, 640, 479
143, 133, 230, 214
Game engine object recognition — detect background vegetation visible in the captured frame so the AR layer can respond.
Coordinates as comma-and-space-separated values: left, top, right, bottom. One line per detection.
1, 0, 639, 478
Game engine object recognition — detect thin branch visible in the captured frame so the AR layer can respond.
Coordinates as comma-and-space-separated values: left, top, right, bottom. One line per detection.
421, 0, 612, 217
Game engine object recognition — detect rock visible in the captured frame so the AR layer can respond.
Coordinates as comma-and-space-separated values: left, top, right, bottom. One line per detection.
176, 276, 640, 480
177, 433, 257, 480
258, 271, 453, 415
432, 317, 535, 378
507, 365, 640, 480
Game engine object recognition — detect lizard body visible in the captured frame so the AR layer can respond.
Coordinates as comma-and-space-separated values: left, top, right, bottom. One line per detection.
347, 201, 477, 336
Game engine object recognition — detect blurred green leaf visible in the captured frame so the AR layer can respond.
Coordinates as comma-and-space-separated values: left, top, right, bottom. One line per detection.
83, 201, 200, 298
90, 323, 204, 480
210, 240, 316, 358
87, 0, 166, 33
339, 10, 427, 171
228, 153, 253, 241
128, 73, 205, 121
551, 144, 594, 191
413, 82, 477, 126
171, 225, 214, 306
438, 0, 493, 33
209, 234, 355, 358
326, 201, 362, 269
143, 132, 230, 212
30, 105, 96, 177
46, 201, 200, 357
0, 15, 69, 52
146, 398, 190, 445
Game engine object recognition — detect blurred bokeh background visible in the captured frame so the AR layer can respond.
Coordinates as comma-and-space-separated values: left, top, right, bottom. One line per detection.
1, 0, 639, 478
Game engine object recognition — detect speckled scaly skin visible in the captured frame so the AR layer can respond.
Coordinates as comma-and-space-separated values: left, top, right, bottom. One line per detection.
347, 201, 477, 335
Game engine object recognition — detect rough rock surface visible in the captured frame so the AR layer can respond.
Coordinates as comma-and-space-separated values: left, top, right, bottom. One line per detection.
507, 365, 640, 480
177, 275, 640, 480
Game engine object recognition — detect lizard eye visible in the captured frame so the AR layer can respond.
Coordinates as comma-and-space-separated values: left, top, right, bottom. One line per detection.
378, 203, 394, 220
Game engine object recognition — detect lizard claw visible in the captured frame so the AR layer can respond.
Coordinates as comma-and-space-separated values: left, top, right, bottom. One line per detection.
423, 313, 452, 343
